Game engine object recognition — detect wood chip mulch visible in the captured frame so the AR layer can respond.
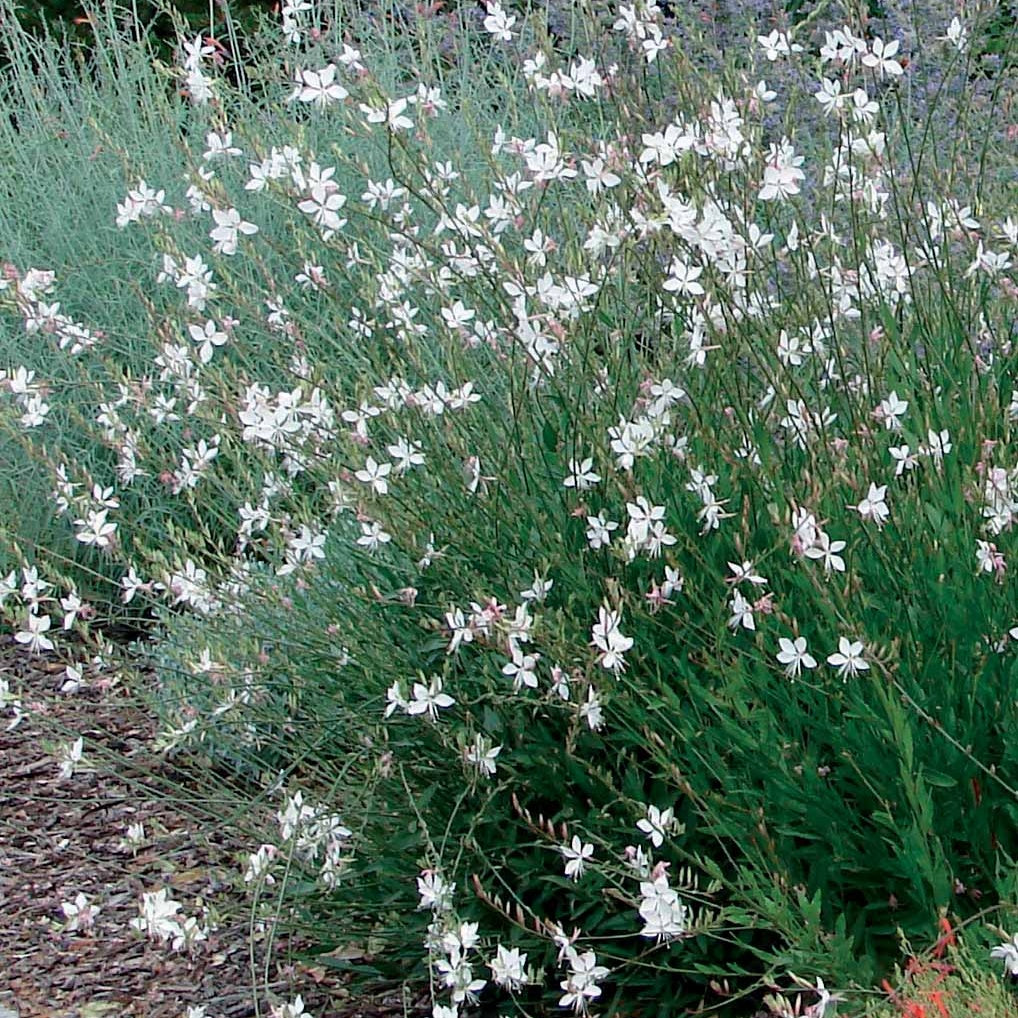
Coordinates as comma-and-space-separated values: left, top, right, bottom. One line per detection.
0, 636, 410, 1018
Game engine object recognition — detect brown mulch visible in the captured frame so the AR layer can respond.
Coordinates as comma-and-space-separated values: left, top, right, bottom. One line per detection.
0, 637, 406, 1018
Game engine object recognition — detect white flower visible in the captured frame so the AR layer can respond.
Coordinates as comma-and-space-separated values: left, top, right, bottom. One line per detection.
489, 943, 528, 990
287, 65, 348, 107
271, 996, 308, 1018
579, 686, 604, 731
862, 36, 904, 78
558, 948, 609, 1014
815, 77, 844, 116
662, 258, 704, 298
759, 139, 806, 201
74, 508, 118, 549
61, 892, 101, 932
757, 29, 802, 61
990, 932, 1018, 976
941, 17, 968, 53
521, 572, 553, 602
878, 391, 908, 430
728, 590, 755, 632
586, 513, 618, 550
209, 207, 258, 255
638, 873, 688, 941
590, 605, 634, 673
360, 98, 413, 132
61, 664, 84, 692
202, 130, 242, 160
827, 638, 869, 680
356, 520, 391, 552
636, 804, 676, 848
502, 645, 540, 692
15, 611, 54, 653
564, 456, 601, 490
130, 887, 183, 943
483, 2, 516, 42
803, 531, 847, 574
244, 844, 277, 884
728, 560, 767, 586
188, 320, 228, 364
854, 483, 889, 527
417, 869, 455, 912
120, 822, 146, 853
354, 456, 392, 495
387, 437, 425, 473
561, 835, 594, 880
924, 428, 952, 468
776, 637, 817, 680
464, 734, 502, 778
890, 444, 918, 477
407, 676, 454, 720
56, 736, 85, 779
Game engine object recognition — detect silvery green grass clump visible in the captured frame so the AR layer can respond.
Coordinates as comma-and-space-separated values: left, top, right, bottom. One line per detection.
1, 0, 1018, 1013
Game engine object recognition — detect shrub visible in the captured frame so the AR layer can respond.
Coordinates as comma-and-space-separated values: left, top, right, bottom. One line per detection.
2, 0, 1017, 1015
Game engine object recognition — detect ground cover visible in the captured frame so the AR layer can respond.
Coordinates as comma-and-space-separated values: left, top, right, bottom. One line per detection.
0, 634, 429, 1017
1, 0, 1017, 1015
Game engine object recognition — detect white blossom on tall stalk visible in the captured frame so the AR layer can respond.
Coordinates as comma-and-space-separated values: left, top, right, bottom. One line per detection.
464, 734, 501, 778
853, 483, 889, 528
407, 676, 455, 720
15, 610, 54, 653
489, 943, 528, 990
590, 605, 634, 673
417, 869, 455, 912
636, 804, 679, 847
209, 207, 258, 255
287, 65, 348, 107
827, 638, 869, 680
776, 637, 818, 680
244, 845, 278, 884
54, 732, 84, 777
130, 888, 184, 943
558, 947, 610, 1014
561, 835, 594, 880
638, 872, 689, 941
433, 922, 486, 1005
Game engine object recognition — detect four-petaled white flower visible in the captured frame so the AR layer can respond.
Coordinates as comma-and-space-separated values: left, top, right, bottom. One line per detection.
827, 637, 869, 680
483, 2, 517, 42
502, 644, 541, 692
854, 483, 889, 527
465, 734, 502, 778
56, 736, 85, 779
560, 835, 594, 880
288, 65, 348, 107
862, 36, 904, 78
728, 590, 756, 632
591, 605, 634, 673
354, 456, 392, 495
636, 804, 676, 848
16, 611, 55, 653
564, 456, 601, 490
407, 676, 455, 720
209, 207, 258, 256
663, 258, 705, 298
489, 943, 528, 990
776, 636, 818, 680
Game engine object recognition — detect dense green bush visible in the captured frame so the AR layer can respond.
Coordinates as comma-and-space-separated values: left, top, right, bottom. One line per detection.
2, 0, 1017, 1015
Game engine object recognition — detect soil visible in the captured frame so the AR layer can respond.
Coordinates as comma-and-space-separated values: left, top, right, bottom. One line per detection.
0, 637, 410, 1018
